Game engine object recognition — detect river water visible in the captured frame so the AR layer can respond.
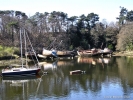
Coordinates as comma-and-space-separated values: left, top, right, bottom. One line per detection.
0, 56, 133, 100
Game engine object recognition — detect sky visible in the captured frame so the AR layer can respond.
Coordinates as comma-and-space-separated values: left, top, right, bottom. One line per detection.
0, 0, 133, 23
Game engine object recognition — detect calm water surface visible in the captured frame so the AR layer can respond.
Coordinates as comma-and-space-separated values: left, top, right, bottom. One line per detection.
0, 56, 133, 100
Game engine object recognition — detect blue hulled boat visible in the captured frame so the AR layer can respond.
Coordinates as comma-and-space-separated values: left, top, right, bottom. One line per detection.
1, 28, 41, 76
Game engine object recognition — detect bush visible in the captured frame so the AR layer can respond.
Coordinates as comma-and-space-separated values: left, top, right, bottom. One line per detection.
108, 44, 113, 50
0, 45, 19, 57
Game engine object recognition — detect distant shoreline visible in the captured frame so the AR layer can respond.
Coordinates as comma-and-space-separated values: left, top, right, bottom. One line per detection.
0, 51, 133, 67
112, 51, 133, 56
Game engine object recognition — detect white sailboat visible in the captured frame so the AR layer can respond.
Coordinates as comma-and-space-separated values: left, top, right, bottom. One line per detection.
1, 28, 41, 76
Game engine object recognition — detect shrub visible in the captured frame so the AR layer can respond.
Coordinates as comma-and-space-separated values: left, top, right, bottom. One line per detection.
0, 45, 19, 57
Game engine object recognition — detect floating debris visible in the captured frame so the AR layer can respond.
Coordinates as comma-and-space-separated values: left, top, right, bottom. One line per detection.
70, 70, 85, 75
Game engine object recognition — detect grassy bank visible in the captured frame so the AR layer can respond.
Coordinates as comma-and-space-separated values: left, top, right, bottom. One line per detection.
0, 45, 19, 58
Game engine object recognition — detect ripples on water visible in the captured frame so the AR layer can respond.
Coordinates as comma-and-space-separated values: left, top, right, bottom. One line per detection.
0, 56, 133, 100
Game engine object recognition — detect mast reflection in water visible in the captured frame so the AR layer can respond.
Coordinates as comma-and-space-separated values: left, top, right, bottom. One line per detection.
0, 56, 133, 100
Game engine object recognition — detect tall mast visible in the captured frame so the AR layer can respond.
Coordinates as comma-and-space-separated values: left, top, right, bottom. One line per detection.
24, 29, 28, 67
20, 29, 24, 68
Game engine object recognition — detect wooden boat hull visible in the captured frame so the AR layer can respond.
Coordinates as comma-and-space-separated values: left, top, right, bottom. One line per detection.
99, 48, 113, 56
77, 48, 113, 57
57, 51, 75, 57
100, 51, 112, 56
70, 70, 85, 75
42, 48, 57, 58
77, 51, 100, 56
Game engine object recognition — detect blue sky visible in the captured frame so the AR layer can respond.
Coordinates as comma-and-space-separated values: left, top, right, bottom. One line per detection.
0, 0, 133, 23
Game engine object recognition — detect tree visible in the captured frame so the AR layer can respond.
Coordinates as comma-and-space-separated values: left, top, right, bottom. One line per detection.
105, 24, 119, 51
86, 13, 99, 28
126, 10, 133, 22
116, 23, 133, 51
90, 22, 105, 48
116, 6, 127, 25
67, 16, 78, 31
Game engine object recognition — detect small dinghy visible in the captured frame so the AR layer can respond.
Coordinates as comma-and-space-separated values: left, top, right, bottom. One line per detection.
70, 70, 85, 75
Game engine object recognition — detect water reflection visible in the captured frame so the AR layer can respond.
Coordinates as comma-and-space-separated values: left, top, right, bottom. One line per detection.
1, 75, 41, 100
39, 61, 57, 70
116, 57, 133, 96
77, 57, 110, 65
2, 75, 41, 83
0, 57, 133, 100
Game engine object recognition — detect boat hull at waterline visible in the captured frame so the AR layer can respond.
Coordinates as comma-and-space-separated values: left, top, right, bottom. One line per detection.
1, 67, 41, 76
42, 48, 58, 58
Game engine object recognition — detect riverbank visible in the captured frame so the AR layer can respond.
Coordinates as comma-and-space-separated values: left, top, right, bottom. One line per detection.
112, 51, 133, 57
1, 51, 133, 67
0, 58, 32, 67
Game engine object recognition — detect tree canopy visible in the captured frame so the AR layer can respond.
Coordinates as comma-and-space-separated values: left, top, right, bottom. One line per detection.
0, 7, 133, 52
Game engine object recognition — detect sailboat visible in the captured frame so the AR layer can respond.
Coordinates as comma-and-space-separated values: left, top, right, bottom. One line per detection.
1, 28, 41, 76
1, 66, 41, 76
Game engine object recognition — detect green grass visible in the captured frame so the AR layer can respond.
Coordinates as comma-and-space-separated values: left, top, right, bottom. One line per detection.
0, 45, 19, 57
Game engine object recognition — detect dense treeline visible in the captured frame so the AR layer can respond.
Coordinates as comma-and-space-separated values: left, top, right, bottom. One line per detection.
0, 6, 133, 53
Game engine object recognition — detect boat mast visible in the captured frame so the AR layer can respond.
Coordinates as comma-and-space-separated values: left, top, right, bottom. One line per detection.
24, 29, 28, 67
20, 29, 24, 68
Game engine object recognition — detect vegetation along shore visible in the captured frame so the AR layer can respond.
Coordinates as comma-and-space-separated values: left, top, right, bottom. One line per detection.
0, 6, 133, 60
